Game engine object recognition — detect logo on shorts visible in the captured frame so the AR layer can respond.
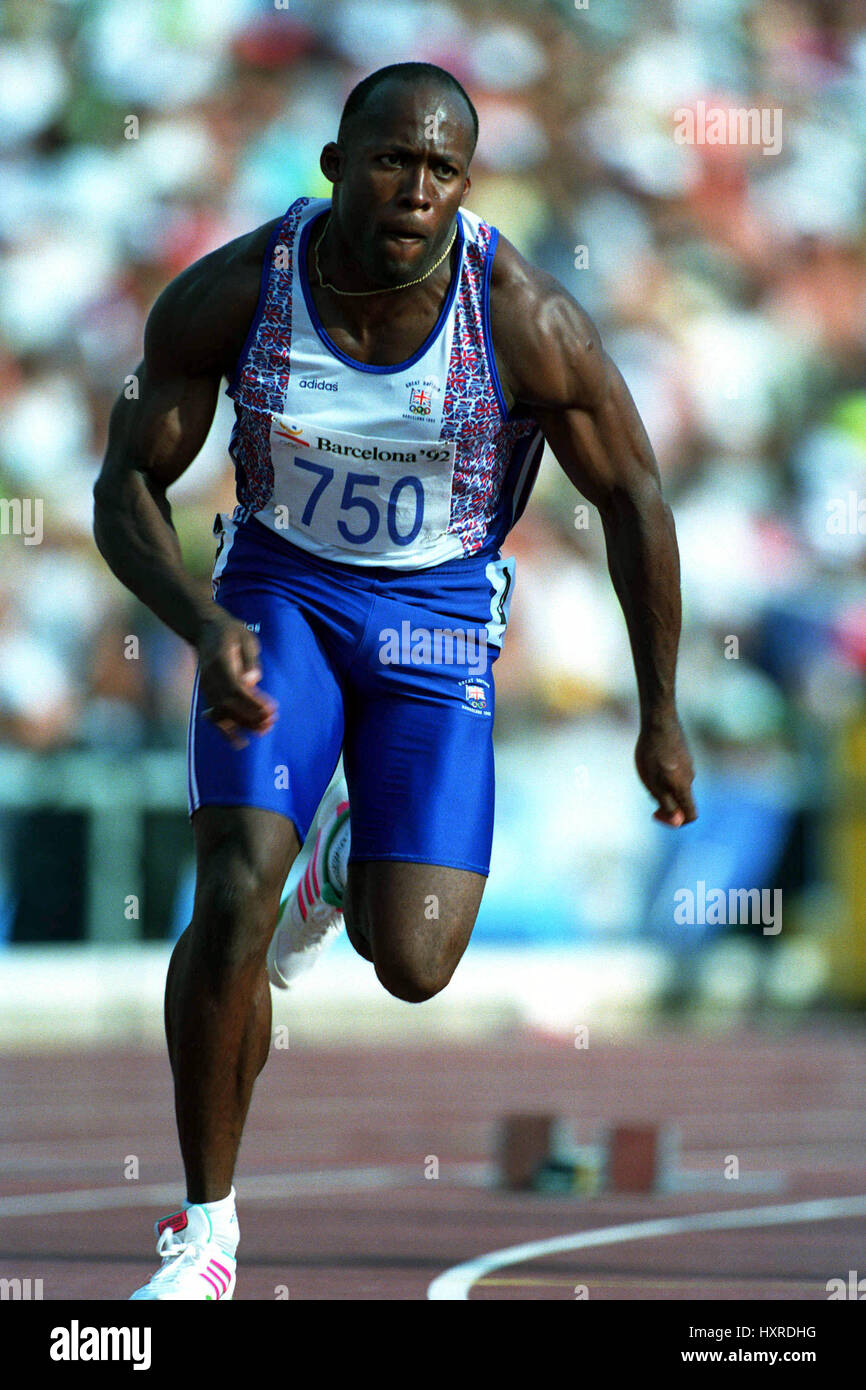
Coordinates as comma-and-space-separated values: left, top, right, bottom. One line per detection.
459, 678, 490, 713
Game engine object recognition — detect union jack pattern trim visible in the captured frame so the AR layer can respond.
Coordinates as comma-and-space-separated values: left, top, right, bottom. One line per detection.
228, 198, 311, 517
441, 222, 540, 554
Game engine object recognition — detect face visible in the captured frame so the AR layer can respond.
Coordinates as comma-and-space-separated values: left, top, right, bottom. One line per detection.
321, 81, 474, 287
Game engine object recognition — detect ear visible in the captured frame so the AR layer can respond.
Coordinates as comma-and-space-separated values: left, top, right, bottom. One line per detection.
460, 173, 471, 204
320, 142, 344, 185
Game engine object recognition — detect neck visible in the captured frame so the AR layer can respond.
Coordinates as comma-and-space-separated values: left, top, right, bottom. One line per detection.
311, 211, 458, 325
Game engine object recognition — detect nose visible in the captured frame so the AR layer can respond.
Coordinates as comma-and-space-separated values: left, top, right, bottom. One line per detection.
398, 163, 433, 209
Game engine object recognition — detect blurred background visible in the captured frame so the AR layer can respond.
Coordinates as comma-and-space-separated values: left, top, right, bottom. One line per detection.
2, 0, 866, 1045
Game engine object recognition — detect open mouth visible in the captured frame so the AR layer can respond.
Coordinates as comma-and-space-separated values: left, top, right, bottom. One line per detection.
380, 228, 426, 246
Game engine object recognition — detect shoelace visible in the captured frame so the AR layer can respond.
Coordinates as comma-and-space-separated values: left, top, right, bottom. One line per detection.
153, 1229, 204, 1273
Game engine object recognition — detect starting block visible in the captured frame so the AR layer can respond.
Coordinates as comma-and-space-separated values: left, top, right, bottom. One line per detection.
604, 1122, 680, 1193
497, 1113, 680, 1195
497, 1114, 786, 1196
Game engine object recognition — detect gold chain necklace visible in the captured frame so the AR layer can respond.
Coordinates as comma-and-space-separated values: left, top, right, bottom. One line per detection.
314, 215, 456, 296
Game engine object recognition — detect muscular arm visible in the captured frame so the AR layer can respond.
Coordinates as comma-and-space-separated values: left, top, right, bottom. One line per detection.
93, 221, 281, 741
93, 345, 221, 647
491, 239, 696, 826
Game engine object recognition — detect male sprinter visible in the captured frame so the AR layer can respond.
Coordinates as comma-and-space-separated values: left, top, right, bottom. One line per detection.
93, 62, 696, 1300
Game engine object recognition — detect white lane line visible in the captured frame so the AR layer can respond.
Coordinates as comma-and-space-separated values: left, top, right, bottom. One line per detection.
0, 1163, 489, 1219
427, 1194, 866, 1300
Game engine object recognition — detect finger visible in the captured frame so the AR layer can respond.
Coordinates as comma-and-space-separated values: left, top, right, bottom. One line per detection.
203, 691, 278, 741
663, 779, 698, 824
211, 633, 272, 721
235, 672, 277, 716
237, 670, 279, 726
654, 788, 679, 815
214, 717, 249, 751
209, 684, 278, 730
202, 708, 248, 749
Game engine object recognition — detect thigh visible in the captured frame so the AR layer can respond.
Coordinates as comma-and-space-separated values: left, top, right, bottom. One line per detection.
340, 588, 499, 995
342, 682, 496, 877
188, 574, 346, 846
342, 575, 499, 876
344, 858, 487, 1000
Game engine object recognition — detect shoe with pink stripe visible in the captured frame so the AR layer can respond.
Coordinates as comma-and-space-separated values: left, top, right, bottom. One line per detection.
129, 1205, 237, 1301
267, 777, 350, 990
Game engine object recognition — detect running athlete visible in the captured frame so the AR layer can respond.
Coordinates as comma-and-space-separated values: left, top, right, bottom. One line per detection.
93, 63, 697, 1301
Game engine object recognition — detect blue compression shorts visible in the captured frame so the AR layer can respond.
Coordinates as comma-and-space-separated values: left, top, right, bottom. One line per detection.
187, 515, 516, 876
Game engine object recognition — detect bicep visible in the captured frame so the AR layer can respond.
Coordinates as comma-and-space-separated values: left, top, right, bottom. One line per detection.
101, 360, 221, 494
96, 276, 226, 501
496, 255, 663, 510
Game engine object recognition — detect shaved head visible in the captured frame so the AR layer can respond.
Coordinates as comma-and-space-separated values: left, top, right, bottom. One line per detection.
338, 62, 478, 161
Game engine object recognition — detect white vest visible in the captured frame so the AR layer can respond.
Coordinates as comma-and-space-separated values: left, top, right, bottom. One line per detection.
225, 197, 544, 570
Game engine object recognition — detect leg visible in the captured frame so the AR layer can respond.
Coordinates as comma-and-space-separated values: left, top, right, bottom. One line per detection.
343, 909, 375, 963
164, 806, 299, 1203
339, 655, 497, 993
321, 554, 508, 992
343, 859, 486, 1001
179, 533, 354, 1196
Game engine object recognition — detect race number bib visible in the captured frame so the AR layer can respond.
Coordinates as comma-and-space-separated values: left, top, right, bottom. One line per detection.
268, 416, 456, 563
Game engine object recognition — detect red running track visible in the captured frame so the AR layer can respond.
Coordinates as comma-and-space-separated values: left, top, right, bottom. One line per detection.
1, 1023, 864, 1300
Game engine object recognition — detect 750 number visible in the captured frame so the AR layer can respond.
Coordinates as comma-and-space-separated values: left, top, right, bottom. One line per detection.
293, 457, 424, 546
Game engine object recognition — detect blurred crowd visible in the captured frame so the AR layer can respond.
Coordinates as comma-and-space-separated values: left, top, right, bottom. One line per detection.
2, 0, 866, 939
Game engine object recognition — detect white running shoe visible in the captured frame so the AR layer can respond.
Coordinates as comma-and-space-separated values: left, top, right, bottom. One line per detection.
267, 778, 350, 990
129, 1205, 237, 1301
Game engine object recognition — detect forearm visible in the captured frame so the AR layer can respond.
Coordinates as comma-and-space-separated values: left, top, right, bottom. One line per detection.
599, 479, 683, 726
93, 470, 218, 648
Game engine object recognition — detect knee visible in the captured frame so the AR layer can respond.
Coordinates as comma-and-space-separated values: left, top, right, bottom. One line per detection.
192, 855, 287, 976
342, 881, 374, 963
372, 934, 462, 1004
375, 961, 448, 1003
345, 916, 374, 963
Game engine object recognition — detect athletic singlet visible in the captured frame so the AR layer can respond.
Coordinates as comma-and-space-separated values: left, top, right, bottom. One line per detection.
223, 197, 544, 570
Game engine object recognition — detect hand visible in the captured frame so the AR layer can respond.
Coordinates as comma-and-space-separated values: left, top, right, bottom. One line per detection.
196, 611, 278, 749
635, 714, 697, 827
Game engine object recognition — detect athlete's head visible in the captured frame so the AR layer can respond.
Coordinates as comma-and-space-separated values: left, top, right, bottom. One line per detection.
319, 63, 477, 289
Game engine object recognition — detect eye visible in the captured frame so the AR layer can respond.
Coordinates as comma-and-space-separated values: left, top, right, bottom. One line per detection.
379, 152, 403, 167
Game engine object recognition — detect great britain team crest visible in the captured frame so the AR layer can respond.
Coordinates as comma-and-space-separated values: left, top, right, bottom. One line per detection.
459, 677, 491, 714
403, 376, 439, 422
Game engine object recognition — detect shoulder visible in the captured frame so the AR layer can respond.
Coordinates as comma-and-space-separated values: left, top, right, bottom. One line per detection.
487, 233, 607, 412
144, 215, 284, 381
